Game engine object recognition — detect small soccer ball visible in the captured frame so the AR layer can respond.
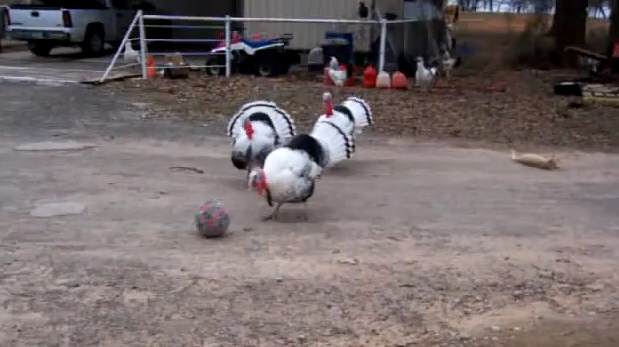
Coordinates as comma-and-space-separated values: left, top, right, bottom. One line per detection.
195, 199, 230, 238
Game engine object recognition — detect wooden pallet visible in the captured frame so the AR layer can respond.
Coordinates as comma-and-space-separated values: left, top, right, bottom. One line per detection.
582, 83, 619, 107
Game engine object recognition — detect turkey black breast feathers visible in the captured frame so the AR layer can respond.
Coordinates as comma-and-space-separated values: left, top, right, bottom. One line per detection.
285, 134, 327, 168
333, 105, 355, 124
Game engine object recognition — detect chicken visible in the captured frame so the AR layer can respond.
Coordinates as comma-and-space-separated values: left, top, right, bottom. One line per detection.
248, 119, 354, 220
227, 100, 296, 176
327, 56, 348, 99
315, 91, 374, 141
123, 41, 140, 66
415, 56, 437, 91
327, 57, 348, 87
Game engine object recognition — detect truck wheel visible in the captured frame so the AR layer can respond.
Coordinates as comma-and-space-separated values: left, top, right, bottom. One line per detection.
27, 42, 52, 57
82, 27, 105, 57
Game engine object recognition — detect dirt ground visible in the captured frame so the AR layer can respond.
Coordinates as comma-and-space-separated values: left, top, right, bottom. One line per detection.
2, 11, 619, 347
1, 78, 619, 347
102, 11, 619, 153
105, 68, 619, 154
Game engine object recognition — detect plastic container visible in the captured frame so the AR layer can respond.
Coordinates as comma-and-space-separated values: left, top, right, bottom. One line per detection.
391, 71, 408, 89
307, 46, 324, 72
363, 65, 377, 88
339, 64, 354, 86
376, 71, 391, 88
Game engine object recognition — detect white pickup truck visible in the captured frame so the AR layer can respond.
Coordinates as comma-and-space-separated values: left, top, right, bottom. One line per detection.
4, 0, 143, 57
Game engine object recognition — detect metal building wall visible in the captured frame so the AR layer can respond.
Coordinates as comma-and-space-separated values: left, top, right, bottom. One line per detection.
145, 0, 237, 41
242, 0, 391, 51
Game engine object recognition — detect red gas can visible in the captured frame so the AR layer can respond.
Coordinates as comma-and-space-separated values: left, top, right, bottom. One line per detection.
363, 65, 377, 88
339, 64, 354, 86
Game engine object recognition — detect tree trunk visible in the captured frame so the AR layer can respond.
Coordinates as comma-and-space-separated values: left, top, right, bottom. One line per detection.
609, 0, 619, 57
550, 0, 588, 66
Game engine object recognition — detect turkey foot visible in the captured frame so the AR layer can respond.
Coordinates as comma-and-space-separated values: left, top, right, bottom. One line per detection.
262, 214, 276, 221
262, 202, 283, 221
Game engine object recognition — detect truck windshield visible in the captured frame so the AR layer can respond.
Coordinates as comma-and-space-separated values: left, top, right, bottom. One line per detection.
11, 0, 108, 9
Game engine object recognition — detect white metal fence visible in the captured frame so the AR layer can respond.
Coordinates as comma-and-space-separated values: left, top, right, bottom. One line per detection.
100, 11, 424, 83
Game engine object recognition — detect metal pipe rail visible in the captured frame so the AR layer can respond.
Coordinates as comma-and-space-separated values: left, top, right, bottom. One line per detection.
100, 12, 423, 83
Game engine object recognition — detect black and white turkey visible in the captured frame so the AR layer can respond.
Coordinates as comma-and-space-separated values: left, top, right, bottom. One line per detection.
248, 118, 354, 220
227, 100, 295, 175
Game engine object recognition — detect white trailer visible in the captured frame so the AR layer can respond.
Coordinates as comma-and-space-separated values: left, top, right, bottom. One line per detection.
240, 0, 405, 52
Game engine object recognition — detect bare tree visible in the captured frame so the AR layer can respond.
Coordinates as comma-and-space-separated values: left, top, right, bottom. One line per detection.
531, 0, 552, 13
457, 0, 481, 11
549, 0, 588, 65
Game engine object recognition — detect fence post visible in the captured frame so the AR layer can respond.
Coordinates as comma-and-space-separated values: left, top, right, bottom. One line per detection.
137, 10, 148, 79
224, 15, 231, 77
378, 19, 387, 72
98, 11, 141, 83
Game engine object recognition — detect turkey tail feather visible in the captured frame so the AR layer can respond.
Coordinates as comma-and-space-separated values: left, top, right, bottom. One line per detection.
310, 120, 354, 167
227, 101, 296, 143
333, 105, 355, 124
341, 97, 373, 133
285, 134, 327, 168
227, 100, 276, 137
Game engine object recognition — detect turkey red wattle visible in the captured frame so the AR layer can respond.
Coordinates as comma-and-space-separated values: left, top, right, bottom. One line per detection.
324, 99, 334, 117
243, 120, 254, 139
253, 170, 268, 195
322, 92, 334, 117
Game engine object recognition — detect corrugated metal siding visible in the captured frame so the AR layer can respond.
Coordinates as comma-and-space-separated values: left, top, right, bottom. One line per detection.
147, 0, 237, 41
377, 0, 404, 17
243, 0, 384, 51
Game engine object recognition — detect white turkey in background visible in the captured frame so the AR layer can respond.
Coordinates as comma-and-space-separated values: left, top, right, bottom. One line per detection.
248, 118, 354, 220
316, 92, 373, 138
227, 101, 296, 175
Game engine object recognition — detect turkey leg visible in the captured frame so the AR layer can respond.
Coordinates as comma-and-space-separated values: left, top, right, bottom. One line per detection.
301, 201, 309, 221
262, 201, 284, 221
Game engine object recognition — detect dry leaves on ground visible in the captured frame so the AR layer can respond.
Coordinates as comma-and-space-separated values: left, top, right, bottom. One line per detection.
104, 69, 619, 152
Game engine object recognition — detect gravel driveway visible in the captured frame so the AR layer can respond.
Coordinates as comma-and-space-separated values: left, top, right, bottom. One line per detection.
1, 83, 618, 346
